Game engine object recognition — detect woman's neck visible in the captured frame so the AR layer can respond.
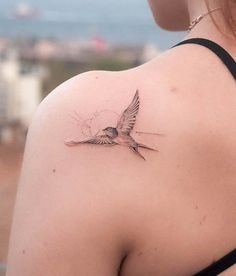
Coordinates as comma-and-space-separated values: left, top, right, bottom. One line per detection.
185, 0, 236, 49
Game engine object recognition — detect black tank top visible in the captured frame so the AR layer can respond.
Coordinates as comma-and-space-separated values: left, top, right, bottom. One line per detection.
172, 37, 236, 81
171, 38, 236, 276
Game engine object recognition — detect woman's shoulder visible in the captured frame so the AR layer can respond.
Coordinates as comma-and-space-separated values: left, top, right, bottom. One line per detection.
30, 41, 234, 165
37, 40, 228, 117
8, 46, 236, 276
33, 45, 205, 125
23, 47, 215, 218
29, 45, 222, 173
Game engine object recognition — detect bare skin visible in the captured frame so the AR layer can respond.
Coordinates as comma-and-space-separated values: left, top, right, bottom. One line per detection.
6, 0, 236, 275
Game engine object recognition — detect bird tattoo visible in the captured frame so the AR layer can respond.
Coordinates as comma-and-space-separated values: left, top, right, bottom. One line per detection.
65, 89, 158, 160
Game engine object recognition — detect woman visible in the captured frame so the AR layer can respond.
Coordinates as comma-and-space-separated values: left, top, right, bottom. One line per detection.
6, 0, 236, 275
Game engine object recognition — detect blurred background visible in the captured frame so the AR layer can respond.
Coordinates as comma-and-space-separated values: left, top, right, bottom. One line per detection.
0, 0, 185, 274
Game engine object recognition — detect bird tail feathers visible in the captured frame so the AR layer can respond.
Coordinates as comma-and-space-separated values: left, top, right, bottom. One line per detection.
138, 143, 159, 152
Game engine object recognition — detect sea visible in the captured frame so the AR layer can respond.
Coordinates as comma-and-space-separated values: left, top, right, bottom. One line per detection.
0, 0, 185, 50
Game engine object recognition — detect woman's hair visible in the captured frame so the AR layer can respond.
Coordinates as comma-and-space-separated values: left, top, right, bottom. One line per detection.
205, 0, 236, 39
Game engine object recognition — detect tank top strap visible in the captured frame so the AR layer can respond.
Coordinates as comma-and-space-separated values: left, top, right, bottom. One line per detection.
193, 248, 236, 276
171, 38, 236, 81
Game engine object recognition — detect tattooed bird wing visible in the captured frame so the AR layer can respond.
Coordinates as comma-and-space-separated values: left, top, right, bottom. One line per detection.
77, 135, 116, 145
116, 89, 140, 134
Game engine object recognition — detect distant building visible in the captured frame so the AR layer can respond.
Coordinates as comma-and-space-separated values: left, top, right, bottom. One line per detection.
12, 3, 40, 19
0, 75, 9, 124
141, 43, 161, 62
0, 49, 44, 143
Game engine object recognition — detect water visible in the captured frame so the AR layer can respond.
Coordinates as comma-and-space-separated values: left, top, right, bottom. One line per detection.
0, 0, 185, 49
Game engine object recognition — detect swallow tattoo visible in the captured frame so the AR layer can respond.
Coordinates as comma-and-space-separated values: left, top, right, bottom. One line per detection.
65, 89, 158, 160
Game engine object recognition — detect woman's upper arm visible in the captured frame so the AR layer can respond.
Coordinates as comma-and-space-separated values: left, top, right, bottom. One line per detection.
6, 70, 130, 276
